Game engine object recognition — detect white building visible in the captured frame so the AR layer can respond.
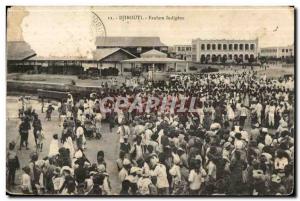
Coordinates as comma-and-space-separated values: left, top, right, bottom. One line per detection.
191, 38, 259, 64
171, 45, 192, 61
121, 49, 188, 80
260, 44, 294, 59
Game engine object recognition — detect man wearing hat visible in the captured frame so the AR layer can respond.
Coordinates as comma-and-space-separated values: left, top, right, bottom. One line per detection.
188, 158, 206, 195
117, 121, 130, 145
124, 167, 141, 195
76, 121, 85, 150
130, 135, 144, 162
277, 120, 288, 135
234, 130, 246, 150
222, 142, 233, 160
137, 170, 152, 195
169, 154, 183, 195
151, 159, 169, 195
148, 134, 159, 154
21, 166, 32, 194
120, 134, 131, 155
119, 159, 131, 183
250, 122, 260, 142
143, 123, 153, 147
261, 128, 273, 146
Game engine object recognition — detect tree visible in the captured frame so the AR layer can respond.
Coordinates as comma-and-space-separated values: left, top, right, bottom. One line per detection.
259, 56, 267, 67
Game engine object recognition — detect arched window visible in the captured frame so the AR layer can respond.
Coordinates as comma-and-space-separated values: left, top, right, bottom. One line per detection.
218, 44, 222, 50
239, 44, 244, 51
249, 54, 255, 63
200, 54, 206, 63
233, 54, 238, 63
245, 54, 249, 60
234, 44, 238, 50
212, 44, 216, 50
245, 44, 249, 50
239, 54, 243, 61
212, 54, 217, 62
217, 54, 222, 62
222, 55, 227, 63
206, 54, 211, 62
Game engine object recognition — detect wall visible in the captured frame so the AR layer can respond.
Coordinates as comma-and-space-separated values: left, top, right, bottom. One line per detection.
192, 39, 259, 63
7, 80, 102, 98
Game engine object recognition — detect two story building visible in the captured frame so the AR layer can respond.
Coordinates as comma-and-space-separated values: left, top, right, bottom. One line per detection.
191, 38, 259, 64
170, 45, 192, 61
260, 44, 294, 60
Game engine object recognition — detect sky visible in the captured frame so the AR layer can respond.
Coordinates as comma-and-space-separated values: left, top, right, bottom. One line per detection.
7, 6, 294, 58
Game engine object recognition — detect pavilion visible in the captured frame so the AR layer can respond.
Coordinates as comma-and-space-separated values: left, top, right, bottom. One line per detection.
121, 49, 188, 74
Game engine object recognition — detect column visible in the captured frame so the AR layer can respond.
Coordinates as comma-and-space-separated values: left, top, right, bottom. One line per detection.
164, 63, 168, 72
185, 62, 189, 72
152, 63, 155, 81
120, 63, 123, 75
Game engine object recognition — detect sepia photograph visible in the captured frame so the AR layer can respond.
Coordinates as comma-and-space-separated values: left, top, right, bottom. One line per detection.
6, 6, 295, 196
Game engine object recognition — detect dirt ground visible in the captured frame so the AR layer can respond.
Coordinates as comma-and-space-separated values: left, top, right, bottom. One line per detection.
6, 96, 121, 195
7, 65, 294, 86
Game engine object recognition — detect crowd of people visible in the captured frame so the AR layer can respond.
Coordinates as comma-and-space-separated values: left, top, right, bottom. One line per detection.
7, 70, 294, 196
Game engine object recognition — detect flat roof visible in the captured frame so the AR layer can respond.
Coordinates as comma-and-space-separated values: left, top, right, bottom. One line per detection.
121, 57, 186, 63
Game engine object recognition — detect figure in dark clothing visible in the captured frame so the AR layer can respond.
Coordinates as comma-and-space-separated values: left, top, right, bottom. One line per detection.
108, 110, 116, 132
229, 151, 247, 194
74, 158, 87, 185
32, 115, 42, 146
88, 174, 104, 195
19, 118, 31, 150
7, 141, 20, 188
120, 180, 131, 195
46, 104, 55, 121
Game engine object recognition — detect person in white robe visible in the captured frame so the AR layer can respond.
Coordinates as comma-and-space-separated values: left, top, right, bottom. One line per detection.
64, 136, 75, 158
48, 134, 59, 157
